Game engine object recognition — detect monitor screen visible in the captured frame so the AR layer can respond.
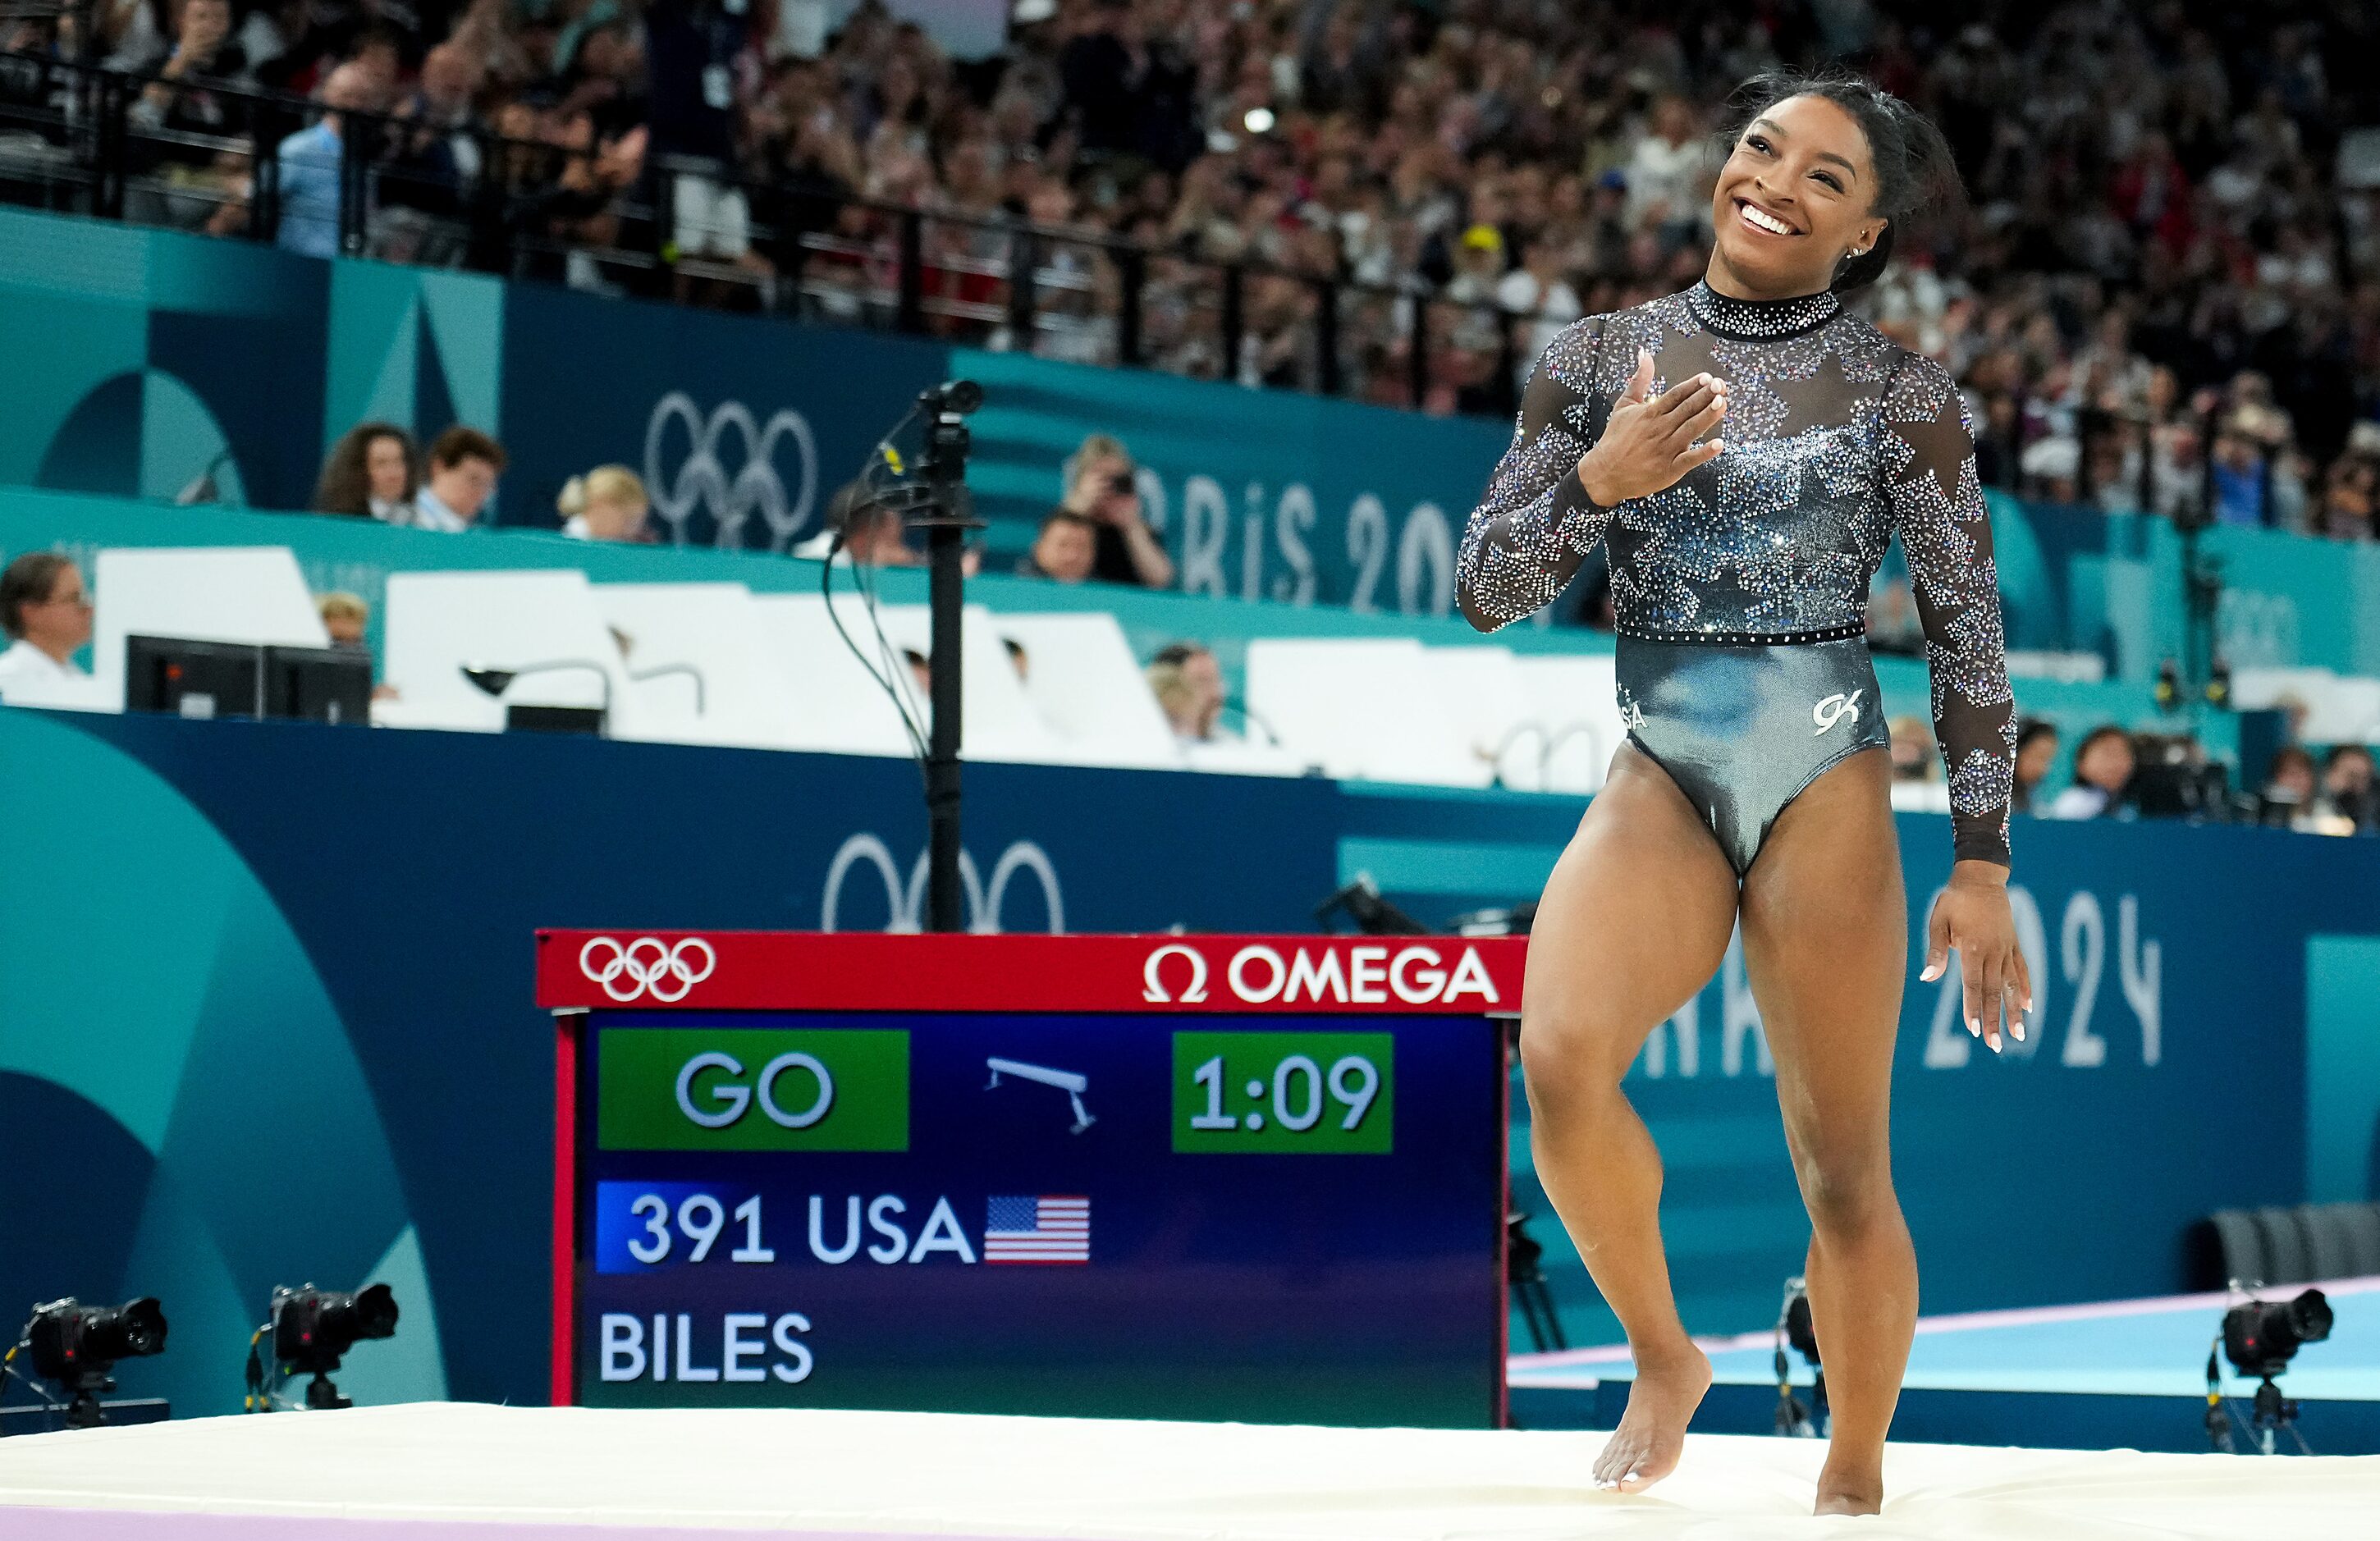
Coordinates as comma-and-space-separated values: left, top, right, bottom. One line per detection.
263, 644, 373, 726
124, 635, 261, 719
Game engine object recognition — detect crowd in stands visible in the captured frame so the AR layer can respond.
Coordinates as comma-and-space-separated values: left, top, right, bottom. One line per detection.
16, 0, 2380, 543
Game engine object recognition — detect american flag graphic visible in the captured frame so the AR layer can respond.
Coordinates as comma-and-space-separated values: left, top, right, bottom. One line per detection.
983, 1195, 1091, 1264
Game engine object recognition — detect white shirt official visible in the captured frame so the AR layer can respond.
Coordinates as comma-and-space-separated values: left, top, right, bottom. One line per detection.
0, 638, 91, 703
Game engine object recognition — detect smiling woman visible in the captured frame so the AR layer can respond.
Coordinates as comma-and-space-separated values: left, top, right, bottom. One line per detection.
1455, 69, 2021, 1521
1709, 72, 1963, 300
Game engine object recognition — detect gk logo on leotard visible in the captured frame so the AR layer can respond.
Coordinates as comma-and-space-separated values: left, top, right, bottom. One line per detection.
1812, 690, 1863, 734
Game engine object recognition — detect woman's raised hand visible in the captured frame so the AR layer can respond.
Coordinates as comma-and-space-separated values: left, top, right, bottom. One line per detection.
1576, 350, 1728, 506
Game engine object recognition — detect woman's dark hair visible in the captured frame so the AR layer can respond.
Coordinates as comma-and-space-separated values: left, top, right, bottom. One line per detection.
313, 422, 419, 516
2014, 717, 2059, 753
0, 551, 74, 639
1719, 68, 1964, 294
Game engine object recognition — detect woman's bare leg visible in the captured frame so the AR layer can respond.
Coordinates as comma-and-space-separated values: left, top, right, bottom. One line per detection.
1738, 748, 1915, 1516
1521, 743, 1741, 1493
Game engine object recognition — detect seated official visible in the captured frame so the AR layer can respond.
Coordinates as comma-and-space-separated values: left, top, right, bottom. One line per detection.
0, 551, 94, 702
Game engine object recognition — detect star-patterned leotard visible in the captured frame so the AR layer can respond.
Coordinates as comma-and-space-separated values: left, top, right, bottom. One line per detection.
1456, 281, 2015, 872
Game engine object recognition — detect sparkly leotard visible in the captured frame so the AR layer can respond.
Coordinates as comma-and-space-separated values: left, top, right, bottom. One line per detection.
1456, 281, 2015, 872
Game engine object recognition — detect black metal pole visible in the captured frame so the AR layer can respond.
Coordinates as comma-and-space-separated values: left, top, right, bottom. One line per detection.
917, 385, 982, 933
896, 208, 924, 332
93, 70, 126, 222
1118, 245, 1145, 367
338, 109, 368, 256
1007, 226, 1038, 352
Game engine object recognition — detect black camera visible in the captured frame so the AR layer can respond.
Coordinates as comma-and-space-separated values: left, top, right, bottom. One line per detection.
269, 1283, 399, 1410
22, 1296, 168, 1428
2222, 1287, 2332, 1379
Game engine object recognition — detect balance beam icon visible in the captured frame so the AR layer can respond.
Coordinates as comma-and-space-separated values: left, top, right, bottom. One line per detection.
985, 1058, 1096, 1134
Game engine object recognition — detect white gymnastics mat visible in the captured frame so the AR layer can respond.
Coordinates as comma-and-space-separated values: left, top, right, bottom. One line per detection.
0, 1401, 2375, 1539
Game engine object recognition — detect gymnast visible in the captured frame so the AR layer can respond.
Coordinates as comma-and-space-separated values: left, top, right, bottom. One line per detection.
1456, 68, 2028, 1516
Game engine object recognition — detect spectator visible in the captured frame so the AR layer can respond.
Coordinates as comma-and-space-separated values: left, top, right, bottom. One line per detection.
1623, 96, 1709, 242
402, 426, 506, 531
2011, 719, 2060, 815
2261, 743, 2319, 823
1054, 434, 1173, 588
2318, 743, 2378, 830
1498, 236, 1583, 379
80, 0, 168, 74
318, 590, 369, 648
1147, 641, 1227, 744
275, 62, 377, 260
318, 589, 401, 700
557, 466, 651, 541
1015, 509, 1097, 583
1056, 0, 1141, 159
312, 422, 419, 521
0, 552, 94, 697
126, 0, 254, 232
1887, 716, 1940, 782
375, 40, 489, 263
2048, 725, 2138, 819
646, 0, 775, 300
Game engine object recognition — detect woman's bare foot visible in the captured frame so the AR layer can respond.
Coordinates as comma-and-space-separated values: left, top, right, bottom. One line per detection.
1813, 1459, 1884, 1516
1591, 1344, 1712, 1493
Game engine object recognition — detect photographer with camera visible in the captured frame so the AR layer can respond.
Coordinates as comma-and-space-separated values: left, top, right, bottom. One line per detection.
1052, 433, 1174, 589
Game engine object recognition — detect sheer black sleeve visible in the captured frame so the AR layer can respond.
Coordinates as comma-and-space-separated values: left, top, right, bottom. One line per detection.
1456, 318, 1616, 632
1882, 354, 2016, 867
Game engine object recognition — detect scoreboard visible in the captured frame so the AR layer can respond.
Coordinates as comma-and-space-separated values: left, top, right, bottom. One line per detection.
537, 932, 1524, 1428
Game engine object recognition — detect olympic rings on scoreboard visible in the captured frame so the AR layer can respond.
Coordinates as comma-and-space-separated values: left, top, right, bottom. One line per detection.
579, 935, 718, 1003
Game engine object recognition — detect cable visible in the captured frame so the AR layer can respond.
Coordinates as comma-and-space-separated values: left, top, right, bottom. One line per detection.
822, 526, 929, 783
851, 523, 930, 744
817, 419, 933, 788
244, 1324, 268, 1412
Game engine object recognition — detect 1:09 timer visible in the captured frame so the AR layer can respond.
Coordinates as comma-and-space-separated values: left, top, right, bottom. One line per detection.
1171, 1031, 1394, 1154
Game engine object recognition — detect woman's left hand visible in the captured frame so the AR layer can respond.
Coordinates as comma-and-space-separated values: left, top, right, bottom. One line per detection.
1920, 860, 2031, 1053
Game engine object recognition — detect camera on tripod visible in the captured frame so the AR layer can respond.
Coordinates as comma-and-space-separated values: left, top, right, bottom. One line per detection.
2205, 1286, 2331, 1454
259, 1283, 400, 1411
15, 1296, 168, 1429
